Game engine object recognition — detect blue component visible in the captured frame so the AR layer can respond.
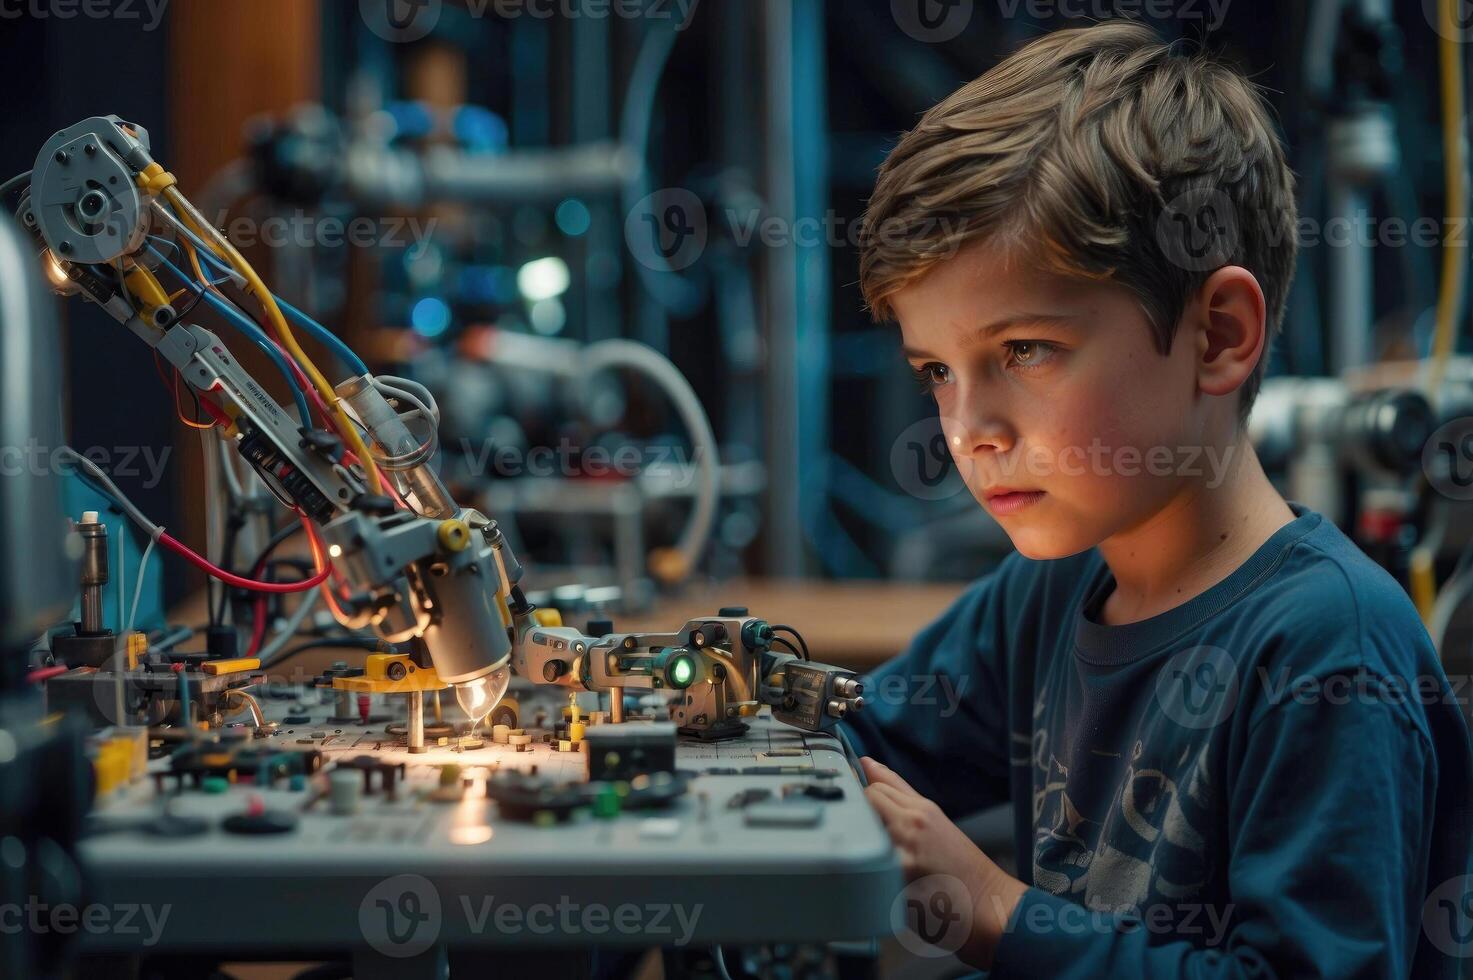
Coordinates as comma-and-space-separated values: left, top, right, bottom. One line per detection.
457, 266, 502, 305
410, 296, 453, 338
289, 774, 306, 792
60, 482, 163, 633
452, 106, 508, 153
272, 294, 371, 378
387, 101, 435, 141
555, 198, 592, 237
147, 247, 314, 424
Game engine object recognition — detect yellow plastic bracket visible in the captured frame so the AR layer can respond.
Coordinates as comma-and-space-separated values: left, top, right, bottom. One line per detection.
330, 653, 447, 693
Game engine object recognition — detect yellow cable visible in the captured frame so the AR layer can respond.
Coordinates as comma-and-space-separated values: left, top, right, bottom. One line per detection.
161, 184, 383, 492
1416, 0, 1470, 632
1428, 0, 1468, 397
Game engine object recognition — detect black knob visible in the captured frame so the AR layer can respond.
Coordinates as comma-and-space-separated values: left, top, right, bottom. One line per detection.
718, 606, 748, 617
351, 493, 398, 516
542, 660, 567, 682
300, 428, 344, 459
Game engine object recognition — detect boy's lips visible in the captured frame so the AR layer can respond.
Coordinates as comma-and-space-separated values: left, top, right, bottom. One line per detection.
982, 488, 1046, 516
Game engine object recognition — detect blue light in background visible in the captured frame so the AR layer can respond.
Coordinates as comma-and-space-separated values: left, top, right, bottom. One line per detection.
555, 198, 592, 237
410, 296, 453, 338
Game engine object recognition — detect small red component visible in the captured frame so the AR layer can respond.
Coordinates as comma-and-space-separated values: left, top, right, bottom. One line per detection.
358, 695, 371, 725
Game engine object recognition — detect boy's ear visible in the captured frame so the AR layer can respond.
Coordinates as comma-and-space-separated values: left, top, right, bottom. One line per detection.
1191, 265, 1266, 401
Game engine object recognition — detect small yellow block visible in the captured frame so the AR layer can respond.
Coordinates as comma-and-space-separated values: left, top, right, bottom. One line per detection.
201, 658, 261, 676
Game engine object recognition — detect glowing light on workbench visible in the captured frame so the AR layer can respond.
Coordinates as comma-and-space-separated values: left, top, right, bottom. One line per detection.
328, 544, 343, 559
450, 825, 493, 845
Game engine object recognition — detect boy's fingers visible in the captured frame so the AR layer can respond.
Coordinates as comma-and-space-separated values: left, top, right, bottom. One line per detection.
861, 757, 920, 796
866, 782, 921, 819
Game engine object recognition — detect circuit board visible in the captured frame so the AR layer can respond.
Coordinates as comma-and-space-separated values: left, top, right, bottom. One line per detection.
76, 683, 901, 958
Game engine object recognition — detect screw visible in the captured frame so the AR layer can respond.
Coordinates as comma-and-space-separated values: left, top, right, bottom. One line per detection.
58, 241, 71, 254
54, 150, 68, 165
84, 143, 96, 156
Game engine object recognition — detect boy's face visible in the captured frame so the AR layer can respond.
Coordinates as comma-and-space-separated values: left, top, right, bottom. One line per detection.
892, 241, 1213, 560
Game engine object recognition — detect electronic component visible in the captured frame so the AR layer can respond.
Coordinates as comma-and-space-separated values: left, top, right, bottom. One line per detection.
584, 722, 677, 781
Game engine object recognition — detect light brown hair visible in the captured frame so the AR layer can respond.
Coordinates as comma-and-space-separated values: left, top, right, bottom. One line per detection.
860, 21, 1297, 419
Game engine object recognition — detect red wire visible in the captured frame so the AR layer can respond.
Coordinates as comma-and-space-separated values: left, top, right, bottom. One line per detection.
158, 526, 331, 593
27, 665, 70, 683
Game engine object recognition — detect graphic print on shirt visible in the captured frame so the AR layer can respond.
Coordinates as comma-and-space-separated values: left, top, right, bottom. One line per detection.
1029, 721, 1217, 914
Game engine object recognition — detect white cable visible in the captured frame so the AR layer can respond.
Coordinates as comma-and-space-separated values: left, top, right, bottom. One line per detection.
711, 945, 734, 980
126, 535, 158, 637
374, 380, 436, 426
375, 375, 440, 425
580, 339, 720, 580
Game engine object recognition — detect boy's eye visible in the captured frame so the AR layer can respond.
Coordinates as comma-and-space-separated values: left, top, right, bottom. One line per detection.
911, 362, 951, 392
1004, 340, 1058, 370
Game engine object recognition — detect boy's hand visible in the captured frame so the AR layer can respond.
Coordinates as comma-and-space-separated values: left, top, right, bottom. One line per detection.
862, 756, 1028, 970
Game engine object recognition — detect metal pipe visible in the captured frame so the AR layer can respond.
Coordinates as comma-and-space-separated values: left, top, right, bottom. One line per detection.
407, 691, 425, 754
77, 515, 109, 635
336, 374, 456, 518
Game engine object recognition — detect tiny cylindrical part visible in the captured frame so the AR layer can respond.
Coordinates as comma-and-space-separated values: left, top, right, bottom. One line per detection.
826, 699, 849, 719
77, 515, 109, 635
329, 769, 362, 815
834, 677, 863, 698
407, 691, 425, 753
336, 374, 455, 518
609, 692, 626, 724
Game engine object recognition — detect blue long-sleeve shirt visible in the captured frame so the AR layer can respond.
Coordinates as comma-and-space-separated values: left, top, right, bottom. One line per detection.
843, 504, 1473, 977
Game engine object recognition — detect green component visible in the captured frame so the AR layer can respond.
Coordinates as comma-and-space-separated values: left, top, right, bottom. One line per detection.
201, 776, 229, 794
654, 647, 697, 689
593, 787, 621, 819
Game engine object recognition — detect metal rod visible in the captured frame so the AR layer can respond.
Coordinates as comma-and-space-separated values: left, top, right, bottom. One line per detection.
407, 691, 425, 753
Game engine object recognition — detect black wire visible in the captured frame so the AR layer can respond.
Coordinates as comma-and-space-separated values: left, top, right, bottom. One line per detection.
262, 558, 315, 619
266, 638, 386, 669
769, 624, 810, 660
771, 636, 803, 659
222, 522, 308, 625
211, 515, 245, 627
0, 170, 31, 202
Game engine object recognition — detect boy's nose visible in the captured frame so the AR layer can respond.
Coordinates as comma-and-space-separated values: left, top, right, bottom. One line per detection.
942, 412, 1015, 458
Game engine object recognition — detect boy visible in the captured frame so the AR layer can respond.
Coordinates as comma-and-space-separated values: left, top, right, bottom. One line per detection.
842, 21, 1473, 977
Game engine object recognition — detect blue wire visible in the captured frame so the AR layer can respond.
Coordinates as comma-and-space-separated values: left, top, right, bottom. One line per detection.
160, 233, 369, 378
273, 294, 370, 378
147, 246, 314, 425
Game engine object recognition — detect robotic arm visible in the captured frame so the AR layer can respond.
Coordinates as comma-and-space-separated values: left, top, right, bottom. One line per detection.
17, 114, 863, 740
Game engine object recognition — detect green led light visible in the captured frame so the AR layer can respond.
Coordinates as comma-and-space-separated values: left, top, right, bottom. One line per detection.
669, 656, 694, 688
